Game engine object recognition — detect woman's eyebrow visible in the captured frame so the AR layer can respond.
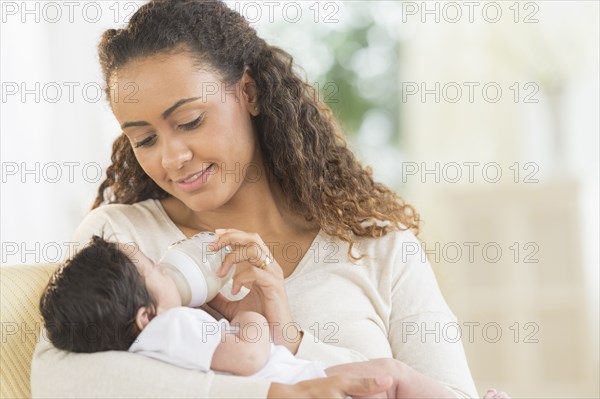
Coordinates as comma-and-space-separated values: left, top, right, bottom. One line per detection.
162, 97, 202, 119
121, 120, 149, 129
121, 96, 202, 129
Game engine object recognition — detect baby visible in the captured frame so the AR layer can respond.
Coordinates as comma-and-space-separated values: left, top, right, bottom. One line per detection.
40, 235, 508, 399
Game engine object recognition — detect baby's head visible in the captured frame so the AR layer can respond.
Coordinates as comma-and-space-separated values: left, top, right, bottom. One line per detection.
39, 235, 181, 353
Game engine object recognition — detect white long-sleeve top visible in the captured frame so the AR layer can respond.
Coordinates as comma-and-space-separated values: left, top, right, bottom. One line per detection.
31, 199, 478, 398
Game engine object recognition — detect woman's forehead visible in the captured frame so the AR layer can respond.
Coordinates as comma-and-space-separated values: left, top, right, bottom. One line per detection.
113, 52, 223, 94
110, 53, 236, 120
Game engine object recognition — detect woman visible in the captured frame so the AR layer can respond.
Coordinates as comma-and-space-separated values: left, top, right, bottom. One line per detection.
31, 0, 480, 397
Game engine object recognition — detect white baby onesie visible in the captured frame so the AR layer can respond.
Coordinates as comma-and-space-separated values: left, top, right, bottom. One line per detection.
129, 307, 326, 384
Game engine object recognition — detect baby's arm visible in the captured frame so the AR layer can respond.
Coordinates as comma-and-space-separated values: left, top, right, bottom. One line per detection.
211, 311, 271, 376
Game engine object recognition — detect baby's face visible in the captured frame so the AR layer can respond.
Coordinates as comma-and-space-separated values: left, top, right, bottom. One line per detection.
119, 244, 182, 313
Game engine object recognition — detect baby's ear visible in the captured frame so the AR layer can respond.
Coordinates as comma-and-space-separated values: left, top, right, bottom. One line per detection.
135, 306, 153, 331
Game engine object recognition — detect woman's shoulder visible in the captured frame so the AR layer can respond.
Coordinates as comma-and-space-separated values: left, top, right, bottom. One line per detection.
75, 199, 164, 235
87, 198, 164, 219
315, 220, 422, 268
351, 219, 420, 254
70, 199, 183, 261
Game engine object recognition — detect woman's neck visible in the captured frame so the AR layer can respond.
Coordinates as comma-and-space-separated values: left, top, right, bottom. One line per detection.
162, 178, 309, 237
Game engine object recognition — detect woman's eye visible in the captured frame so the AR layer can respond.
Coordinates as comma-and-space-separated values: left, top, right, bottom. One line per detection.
134, 135, 157, 148
178, 115, 204, 131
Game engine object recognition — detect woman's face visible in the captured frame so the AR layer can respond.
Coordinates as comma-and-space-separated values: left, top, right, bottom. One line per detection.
110, 51, 260, 212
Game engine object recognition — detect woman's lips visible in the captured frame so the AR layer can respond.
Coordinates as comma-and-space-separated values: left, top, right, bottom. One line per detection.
173, 164, 215, 192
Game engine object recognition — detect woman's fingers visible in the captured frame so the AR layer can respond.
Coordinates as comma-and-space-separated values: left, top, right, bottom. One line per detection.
210, 229, 267, 253
211, 229, 270, 261
230, 266, 276, 295
216, 251, 239, 277
211, 229, 278, 277
346, 376, 393, 397
289, 375, 393, 398
216, 249, 273, 278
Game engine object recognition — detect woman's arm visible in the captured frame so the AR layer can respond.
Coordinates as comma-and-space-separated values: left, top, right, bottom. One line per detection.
268, 375, 394, 399
208, 229, 371, 366
326, 358, 458, 398
388, 231, 479, 398
31, 338, 271, 398
32, 336, 392, 399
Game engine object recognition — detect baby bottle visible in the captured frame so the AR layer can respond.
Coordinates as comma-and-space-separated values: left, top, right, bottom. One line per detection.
159, 232, 235, 307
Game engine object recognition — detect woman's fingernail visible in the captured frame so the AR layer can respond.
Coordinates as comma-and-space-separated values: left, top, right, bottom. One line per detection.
215, 228, 226, 234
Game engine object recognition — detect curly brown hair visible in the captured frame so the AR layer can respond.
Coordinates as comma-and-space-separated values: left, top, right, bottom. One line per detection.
94, 0, 420, 259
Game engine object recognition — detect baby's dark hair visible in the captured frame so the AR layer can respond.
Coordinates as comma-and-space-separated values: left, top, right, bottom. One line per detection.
39, 236, 155, 353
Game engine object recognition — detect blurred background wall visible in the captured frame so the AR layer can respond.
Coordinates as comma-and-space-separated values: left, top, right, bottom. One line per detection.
1, 1, 598, 397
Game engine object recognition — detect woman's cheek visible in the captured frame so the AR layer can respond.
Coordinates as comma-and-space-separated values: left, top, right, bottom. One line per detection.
139, 152, 163, 179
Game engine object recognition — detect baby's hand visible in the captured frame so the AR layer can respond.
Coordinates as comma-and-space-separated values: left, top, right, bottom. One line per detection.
483, 388, 511, 399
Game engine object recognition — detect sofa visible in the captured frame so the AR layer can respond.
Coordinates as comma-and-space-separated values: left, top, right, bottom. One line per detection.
0, 264, 58, 399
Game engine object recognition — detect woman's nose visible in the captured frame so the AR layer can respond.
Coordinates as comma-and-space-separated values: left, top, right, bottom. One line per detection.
161, 136, 193, 170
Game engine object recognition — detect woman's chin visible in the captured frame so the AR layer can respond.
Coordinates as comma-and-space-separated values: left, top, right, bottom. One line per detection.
179, 194, 223, 214
161, 190, 210, 212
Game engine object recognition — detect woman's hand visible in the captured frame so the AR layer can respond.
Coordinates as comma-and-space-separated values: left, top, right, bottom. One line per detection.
268, 376, 394, 399
207, 228, 302, 353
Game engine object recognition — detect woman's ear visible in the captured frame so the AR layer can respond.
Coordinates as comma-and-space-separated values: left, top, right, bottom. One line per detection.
241, 67, 260, 116
135, 306, 154, 331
